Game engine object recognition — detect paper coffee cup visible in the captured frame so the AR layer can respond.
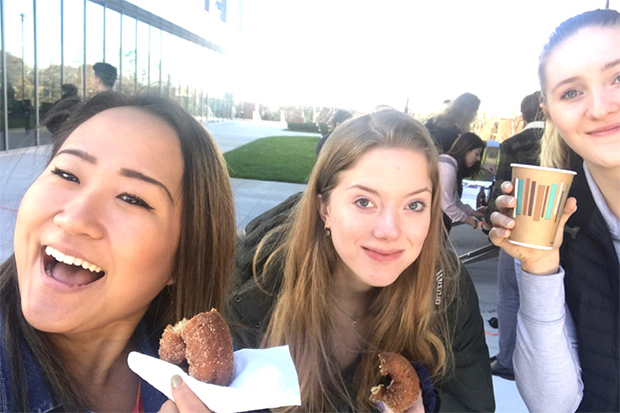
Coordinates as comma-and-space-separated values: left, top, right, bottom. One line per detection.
509, 164, 576, 250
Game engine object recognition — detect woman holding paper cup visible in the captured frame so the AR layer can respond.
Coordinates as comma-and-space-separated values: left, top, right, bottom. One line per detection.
0, 92, 236, 412
229, 108, 495, 412
489, 9, 620, 412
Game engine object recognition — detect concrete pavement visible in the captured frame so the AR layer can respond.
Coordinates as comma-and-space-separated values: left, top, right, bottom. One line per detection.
0, 119, 527, 411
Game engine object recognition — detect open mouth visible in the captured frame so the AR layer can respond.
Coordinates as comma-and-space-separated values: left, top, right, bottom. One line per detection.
43, 246, 106, 287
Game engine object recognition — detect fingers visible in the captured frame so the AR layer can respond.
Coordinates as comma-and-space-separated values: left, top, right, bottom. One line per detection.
158, 400, 180, 413
500, 180, 514, 195
376, 390, 424, 413
167, 375, 213, 413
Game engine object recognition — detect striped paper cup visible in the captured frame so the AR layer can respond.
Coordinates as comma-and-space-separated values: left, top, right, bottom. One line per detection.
509, 164, 576, 250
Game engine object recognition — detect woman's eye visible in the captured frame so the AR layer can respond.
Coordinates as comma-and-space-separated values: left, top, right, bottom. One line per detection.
614, 74, 620, 84
561, 89, 580, 100
51, 167, 79, 183
354, 198, 373, 208
407, 201, 426, 211
118, 193, 154, 210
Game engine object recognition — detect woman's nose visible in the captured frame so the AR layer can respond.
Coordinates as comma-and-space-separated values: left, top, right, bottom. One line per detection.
53, 191, 105, 239
373, 209, 401, 240
587, 87, 620, 119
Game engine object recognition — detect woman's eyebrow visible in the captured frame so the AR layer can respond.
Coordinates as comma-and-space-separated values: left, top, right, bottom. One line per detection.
602, 57, 620, 71
348, 184, 431, 197
119, 168, 174, 204
56, 149, 97, 164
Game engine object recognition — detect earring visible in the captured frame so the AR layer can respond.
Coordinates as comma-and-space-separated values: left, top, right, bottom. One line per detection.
324, 225, 331, 237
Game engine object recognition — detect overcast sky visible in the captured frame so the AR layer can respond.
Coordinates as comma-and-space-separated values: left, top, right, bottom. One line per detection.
231, 0, 617, 117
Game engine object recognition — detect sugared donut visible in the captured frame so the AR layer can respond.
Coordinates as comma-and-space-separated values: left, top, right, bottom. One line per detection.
369, 352, 420, 413
158, 308, 234, 386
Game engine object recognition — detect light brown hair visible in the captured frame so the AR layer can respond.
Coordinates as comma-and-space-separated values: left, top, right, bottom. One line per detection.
257, 108, 459, 412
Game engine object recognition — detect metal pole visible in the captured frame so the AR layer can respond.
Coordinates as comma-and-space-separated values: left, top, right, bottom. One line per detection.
60, 0, 64, 85
119, 12, 122, 91
20, 13, 25, 100
1, 0, 9, 150
34, 0, 39, 144
147, 24, 151, 92
82, 0, 86, 97
134, 18, 137, 92
102, 4, 106, 61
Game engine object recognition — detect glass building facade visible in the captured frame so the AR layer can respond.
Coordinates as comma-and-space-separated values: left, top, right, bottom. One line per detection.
0, 0, 235, 151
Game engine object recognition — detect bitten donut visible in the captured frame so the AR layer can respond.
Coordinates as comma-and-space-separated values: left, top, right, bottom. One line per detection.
369, 352, 420, 413
158, 308, 234, 386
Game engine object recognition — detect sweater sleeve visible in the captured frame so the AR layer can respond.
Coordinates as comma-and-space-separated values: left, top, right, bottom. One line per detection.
436, 267, 495, 412
439, 158, 475, 223
513, 267, 583, 413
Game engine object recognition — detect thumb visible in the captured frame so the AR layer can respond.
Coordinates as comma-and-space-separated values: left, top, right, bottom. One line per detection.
552, 197, 577, 248
170, 375, 212, 413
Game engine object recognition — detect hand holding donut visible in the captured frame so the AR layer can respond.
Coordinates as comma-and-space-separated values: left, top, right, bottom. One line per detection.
489, 181, 577, 275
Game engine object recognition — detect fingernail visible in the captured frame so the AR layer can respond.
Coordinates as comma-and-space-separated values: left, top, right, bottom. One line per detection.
376, 401, 386, 412
171, 375, 183, 389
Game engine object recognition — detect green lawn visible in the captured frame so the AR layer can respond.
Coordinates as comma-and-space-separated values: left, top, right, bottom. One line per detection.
224, 135, 320, 183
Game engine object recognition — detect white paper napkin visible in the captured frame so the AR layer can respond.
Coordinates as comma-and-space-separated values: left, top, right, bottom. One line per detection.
127, 346, 301, 413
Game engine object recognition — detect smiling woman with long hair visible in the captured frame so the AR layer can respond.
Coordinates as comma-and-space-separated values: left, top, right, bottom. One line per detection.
227, 108, 494, 412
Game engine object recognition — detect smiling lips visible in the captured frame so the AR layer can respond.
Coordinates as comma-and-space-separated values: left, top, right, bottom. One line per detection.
586, 123, 620, 137
363, 247, 404, 262
44, 246, 105, 287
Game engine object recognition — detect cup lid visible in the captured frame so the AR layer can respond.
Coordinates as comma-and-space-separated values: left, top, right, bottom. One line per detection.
510, 163, 577, 175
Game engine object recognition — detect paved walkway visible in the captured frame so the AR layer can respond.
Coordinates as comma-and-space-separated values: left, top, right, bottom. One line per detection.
0, 119, 527, 411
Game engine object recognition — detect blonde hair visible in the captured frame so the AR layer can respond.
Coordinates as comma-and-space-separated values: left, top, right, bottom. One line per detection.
434, 92, 480, 132
257, 108, 459, 412
539, 9, 620, 169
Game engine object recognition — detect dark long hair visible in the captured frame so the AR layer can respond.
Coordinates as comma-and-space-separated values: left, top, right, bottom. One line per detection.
1, 91, 236, 411
446, 132, 485, 190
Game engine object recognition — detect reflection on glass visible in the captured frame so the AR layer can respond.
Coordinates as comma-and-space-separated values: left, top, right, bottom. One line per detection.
121, 15, 136, 94
5, 0, 35, 147
86, 1, 104, 97
63, 0, 85, 97
149, 26, 162, 94
104, 7, 121, 81
136, 20, 149, 93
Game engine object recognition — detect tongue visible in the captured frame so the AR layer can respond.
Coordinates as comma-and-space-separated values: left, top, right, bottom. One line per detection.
50, 262, 102, 286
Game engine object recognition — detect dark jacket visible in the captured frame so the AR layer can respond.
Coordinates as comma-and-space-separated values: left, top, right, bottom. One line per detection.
0, 316, 167, 412
561, 160, 619, 412
424, 118, 461, 154
228, 211, 495, 412
485, 125, 544, 222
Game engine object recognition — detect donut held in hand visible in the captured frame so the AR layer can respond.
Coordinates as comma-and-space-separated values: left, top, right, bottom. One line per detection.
158, 308, 234, 386
369, 352, 420, 413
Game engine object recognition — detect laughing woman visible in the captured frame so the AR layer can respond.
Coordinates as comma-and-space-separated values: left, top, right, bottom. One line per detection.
0, 92, 236, 412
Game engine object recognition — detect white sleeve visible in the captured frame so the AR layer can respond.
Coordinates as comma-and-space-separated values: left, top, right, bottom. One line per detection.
513, 266, 583, 413
438, 160, 474, 223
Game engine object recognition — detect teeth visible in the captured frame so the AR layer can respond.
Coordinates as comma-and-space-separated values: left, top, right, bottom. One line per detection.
45, 246, 103, 273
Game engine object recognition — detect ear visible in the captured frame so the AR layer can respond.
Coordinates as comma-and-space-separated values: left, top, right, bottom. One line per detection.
317, 194, 330, 226
540, 103, 552, 124
166, 275, 176, 286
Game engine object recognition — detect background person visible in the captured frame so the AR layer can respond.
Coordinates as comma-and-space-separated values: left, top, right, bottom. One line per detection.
44, 84, 82, 136
438, 132, 486, 233
93, 62, 118, 92
227, 108, 494, 412
0, 92, 236, 412
490, 9, 620, 412
425, 92, 481, 153
316, 109, 353, 155
485, 91, 545, 381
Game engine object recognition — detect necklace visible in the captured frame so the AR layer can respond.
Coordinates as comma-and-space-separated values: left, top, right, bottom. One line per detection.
332, 299, 365, 328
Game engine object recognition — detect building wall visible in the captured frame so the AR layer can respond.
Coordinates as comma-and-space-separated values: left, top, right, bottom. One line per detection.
1, 0, 237, 151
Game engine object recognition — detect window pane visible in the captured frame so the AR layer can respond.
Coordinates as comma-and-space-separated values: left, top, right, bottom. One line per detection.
5, 0, 35, 144
120, 15, 136, 94
85, 1, 104, 97
149, 27, 162, 93
104, 8, 121, 78
136, 20, 149, 93
63, 0, 85, 97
